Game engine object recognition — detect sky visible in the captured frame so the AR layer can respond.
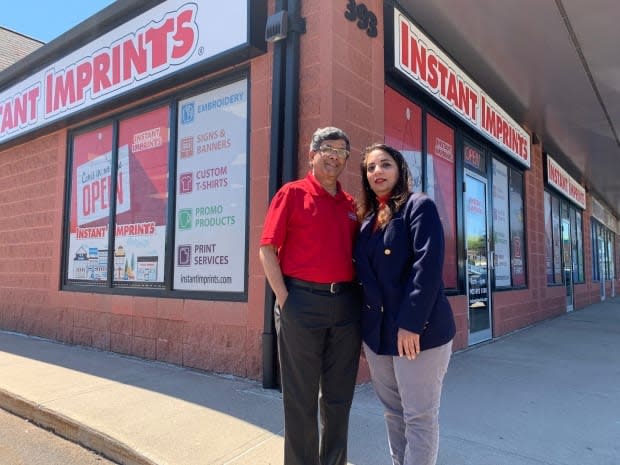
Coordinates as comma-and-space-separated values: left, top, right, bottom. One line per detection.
1, 0, 117, 43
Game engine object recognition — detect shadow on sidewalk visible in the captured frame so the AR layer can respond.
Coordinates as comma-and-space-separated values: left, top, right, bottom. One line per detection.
1, 297, 619, 465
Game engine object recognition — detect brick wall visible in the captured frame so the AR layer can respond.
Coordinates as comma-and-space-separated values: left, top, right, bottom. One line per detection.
0, 50, 272, 381
296, 0, 385, 382
1, 0, 614, 382
297, 0, 384, 198
0, 27, 43, 71
0, 133, 64, 338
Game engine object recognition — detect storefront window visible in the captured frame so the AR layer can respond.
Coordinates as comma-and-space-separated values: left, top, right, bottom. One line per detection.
570, 210, 583, 283
509, 170, 526, 286
577, 212, 584, 282
492, 160, 511, 287
608, 231, 615, 279
591, 220, 616, 281
545, 191, 584, 285
384, 87, 422, 192
544, 191, 554, 284
571, 204, 585, 283
491, 160, 526, 288
63, 77, 249, 297
591, 224, 598, 281
426, 115, 457, 289
384, 87, 457, 289
173, 79, 248, 293
552, 196, 562, 283
113, 107, 170, 287
66, 124, 114, 284
66, 107, 170, 288
605, 229, 611, 278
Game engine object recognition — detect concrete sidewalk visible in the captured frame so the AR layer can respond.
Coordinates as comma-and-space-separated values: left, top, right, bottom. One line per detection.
0, 298, 619, 465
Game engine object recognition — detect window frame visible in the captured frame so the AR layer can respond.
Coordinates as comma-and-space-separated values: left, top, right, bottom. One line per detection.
489, 157, 527, 290
383, 79, 530, 295
591, 219, 616, 282
61, 72, 250, 301
425, 111, 458, 291
544, 190, 585, 286
383, 85, 459, 292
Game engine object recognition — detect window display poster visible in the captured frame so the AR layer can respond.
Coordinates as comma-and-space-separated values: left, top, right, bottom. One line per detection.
113, 106, 170, 285
570, 210, 579, 283
552, 196, 562, 283
174, 79, 248, 292
544, 192, 554, 284
576, 212, 584, 282
426, 115, 457, 288
384, 86, 422, 192
492, 160, 511, 287
67, 125, 115, 281
509, 170, 526, 286
607, 233, 612, 278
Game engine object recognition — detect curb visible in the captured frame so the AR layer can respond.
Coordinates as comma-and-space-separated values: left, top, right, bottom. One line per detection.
0, 388, 158, 465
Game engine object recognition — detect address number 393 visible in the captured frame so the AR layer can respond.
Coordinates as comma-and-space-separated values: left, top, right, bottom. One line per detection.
344, 0, 378, 38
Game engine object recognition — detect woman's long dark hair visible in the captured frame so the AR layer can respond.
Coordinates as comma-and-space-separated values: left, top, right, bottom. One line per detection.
357, 143, 412, 227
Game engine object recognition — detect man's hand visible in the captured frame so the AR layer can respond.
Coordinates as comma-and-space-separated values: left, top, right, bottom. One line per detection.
259, 245, 289, 309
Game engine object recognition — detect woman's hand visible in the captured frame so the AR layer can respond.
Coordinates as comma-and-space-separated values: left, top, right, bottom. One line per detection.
397, 328, 420, 360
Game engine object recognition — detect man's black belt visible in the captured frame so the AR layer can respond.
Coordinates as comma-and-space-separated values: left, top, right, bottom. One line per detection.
285, 277, 355, 295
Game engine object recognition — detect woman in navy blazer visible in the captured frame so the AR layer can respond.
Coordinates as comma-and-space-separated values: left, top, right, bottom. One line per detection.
354, 143, 455, 465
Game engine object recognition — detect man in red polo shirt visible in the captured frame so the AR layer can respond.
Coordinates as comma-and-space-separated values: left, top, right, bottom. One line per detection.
259, 127, 361, 465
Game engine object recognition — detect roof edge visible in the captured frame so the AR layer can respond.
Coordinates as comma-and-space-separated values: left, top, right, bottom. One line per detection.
0, 0, 165, 90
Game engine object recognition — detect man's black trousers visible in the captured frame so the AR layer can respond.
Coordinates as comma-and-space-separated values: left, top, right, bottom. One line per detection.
275, 282, 361, 465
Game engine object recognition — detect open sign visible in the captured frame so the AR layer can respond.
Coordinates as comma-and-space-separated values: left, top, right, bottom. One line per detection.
77, 146, 131, 225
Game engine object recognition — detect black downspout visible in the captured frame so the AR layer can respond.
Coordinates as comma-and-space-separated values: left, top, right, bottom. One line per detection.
262, 0, 305, 389
282, 0, 304, 184
262, 0, 288, 389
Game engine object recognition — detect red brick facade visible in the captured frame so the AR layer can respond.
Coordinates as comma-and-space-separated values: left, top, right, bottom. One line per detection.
0, 48, 272, 380
0, 0, 618, 382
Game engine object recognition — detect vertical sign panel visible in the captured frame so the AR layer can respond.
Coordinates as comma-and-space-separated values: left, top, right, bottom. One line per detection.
510, 170, 526, 286
113, 106, 170, 286
492, 160, 511, 287
426, 115, 457, 288
67, 125, 114, 282
174, 79, 248, 292
384, 86, 423, 192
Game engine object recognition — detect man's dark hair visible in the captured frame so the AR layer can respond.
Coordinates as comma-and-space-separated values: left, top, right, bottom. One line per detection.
309, 127, 350, 152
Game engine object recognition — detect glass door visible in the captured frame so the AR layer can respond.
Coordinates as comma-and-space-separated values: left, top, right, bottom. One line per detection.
465, 171, 491, 344
561, 217, 574, 311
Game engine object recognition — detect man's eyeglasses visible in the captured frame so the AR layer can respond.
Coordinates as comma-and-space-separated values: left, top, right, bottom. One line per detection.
317, 145, 350, 160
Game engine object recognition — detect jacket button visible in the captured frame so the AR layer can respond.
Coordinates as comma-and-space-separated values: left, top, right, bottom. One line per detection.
384, 249, 391, 255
